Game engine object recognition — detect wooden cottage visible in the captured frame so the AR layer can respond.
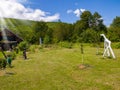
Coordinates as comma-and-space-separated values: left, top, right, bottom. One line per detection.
0, 28, 23, 50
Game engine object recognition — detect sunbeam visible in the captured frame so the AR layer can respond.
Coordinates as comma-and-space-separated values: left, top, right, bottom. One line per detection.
0, 17, 10, 50
5, 18, 15, 28
0, 7, 13, 50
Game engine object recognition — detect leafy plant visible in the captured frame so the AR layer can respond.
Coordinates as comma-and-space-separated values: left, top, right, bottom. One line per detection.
18, 41, 29, 51
6, 51, 16, 60
0, 58, 6, 69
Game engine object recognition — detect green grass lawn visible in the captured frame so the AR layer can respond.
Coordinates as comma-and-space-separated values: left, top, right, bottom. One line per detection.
0, 44, 120, 90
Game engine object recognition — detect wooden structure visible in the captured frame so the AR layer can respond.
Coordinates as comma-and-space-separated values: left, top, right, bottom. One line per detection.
0, 28, 23, 50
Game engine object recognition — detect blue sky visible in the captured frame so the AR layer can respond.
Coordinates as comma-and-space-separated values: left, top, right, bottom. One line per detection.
0, 0, 120, 26
28, 0, 120, 26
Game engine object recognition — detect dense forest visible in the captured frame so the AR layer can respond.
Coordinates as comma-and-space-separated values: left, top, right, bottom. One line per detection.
1, 10, 120, 44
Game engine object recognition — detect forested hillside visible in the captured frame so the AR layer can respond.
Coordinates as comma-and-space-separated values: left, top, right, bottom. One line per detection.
1, 11, 120, 44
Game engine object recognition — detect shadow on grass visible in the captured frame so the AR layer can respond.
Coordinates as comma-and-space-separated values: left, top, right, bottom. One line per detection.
5, 72, 16, 76
0, 70, 16, 76
100, 56, 116, 60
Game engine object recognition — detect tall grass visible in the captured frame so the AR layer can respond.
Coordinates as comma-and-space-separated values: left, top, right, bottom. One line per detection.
0, 44, 120, 90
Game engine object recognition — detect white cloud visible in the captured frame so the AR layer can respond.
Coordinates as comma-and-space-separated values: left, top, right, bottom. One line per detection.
41, 13, 60, 22
0, 0, 60, 22
74, 9, 86, 17
74, 9, 81, 17
67, 10, 73, 14
80, 9, 86, 13
67, 8, 86, 17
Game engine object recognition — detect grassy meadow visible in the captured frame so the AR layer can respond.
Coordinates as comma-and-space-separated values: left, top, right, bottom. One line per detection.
0, 44, 120, 90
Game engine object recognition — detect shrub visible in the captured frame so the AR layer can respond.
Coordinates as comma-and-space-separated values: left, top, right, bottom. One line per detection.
29, 45, 36, 52
115, 42, 120, 49
59, 41, 73, 49
6, 51, 16, 60
29, 45, 43, 52
0, 58, 6, 69
18, 41, 29, 51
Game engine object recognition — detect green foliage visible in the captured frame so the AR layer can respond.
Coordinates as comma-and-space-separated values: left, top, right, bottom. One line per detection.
108, 17, 120, 42
18, 41, 29, 51
74, 11, 92, 35
6, 51, 16, 60
80, 11, 92, 22
43, 28, 53, 44
73, 11, 106, 43
108, 27, 120, 42
111, 16, 120, 27
29, 45, 43, 52
44, 35, 50, 44
73, 20, 85, 41
53, 22, 73, 42
0, 58, 6, 69
1, 16, 106, 44
115, 42, 120, 49
59, 41, 73, 48
81, 28, 100, 43
6, 18, 33, 42
16, 25, 33, 42
1, 14, 119, 44
32, 21, 48, 44
29, 45, 37, 52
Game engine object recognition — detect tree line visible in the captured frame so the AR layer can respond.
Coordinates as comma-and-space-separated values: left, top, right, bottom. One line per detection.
2, 10, 120, 44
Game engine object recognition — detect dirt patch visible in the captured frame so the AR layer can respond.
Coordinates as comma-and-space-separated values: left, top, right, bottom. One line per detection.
0, 70, 16, 76
78, 64, 92, 70
0, 70, 5, 76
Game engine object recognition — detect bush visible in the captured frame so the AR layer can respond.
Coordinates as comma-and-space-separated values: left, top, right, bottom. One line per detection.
6, 51, 16, 60
115, 42, 120, 49
29, 45, 43, 52
18, 41, 29, 51
0, 58, 6, 69
29, 45, 36, 52
59, 41, 73, 49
